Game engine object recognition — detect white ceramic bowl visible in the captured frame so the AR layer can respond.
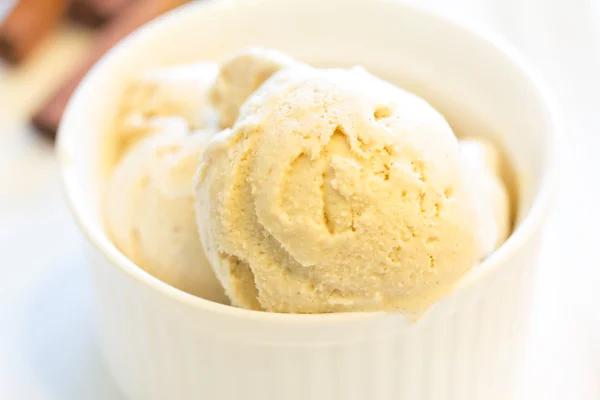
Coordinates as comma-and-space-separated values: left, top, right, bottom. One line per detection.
57, 0, 559, 399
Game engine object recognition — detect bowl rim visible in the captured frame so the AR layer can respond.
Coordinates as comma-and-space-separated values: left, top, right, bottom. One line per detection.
57, 0, 561, 325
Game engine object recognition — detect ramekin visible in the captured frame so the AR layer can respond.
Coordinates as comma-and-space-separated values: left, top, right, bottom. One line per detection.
57, 0, 559, 399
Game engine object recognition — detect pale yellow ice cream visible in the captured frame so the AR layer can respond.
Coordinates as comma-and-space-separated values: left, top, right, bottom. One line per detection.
195, 66, 503, 313
208, 48, 298, 129
105, 119, 227, 303
117, 62, 218, 152
459, 138, 511, 250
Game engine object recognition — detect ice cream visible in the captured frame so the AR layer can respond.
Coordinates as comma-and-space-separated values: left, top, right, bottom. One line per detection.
195, 65, 507, 313
103, 46, 512, 314
117, 62, 219, 153
459, 138, 511, 250
105, 119, 227, 303
208, 47, 298, 128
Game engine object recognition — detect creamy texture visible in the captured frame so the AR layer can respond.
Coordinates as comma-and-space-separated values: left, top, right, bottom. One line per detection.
104, 47, 512, 313
105, 120, 227, 303
459, 138, 511, 249
208, 48, 298, 129
195, 66, 502, 313
117, 62, 218, 153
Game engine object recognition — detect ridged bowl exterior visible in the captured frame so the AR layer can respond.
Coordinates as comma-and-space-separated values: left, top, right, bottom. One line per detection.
88, 235, 541, 400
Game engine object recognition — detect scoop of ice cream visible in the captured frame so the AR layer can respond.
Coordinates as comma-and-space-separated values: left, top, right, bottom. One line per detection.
195, 66, 500, 313
105, 120, 227, 303
208, 48, 298, 128
459, 138, 511, 250
117, 62, 218, 152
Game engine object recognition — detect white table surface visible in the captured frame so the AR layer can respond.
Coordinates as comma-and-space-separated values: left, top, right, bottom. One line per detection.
0, 2, 598, 399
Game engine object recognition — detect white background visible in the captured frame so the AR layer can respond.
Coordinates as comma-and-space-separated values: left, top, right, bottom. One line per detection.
0, 0, 598, 398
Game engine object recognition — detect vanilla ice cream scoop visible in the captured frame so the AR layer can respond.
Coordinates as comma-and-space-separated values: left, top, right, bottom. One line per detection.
105, 120, 227, 303
459, 138, 511, 250
117, 62, 218, 152
208, 47, 298, 128
195, 66, 501, 313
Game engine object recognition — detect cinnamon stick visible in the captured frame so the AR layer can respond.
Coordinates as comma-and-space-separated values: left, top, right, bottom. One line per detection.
32, 0, 190, 139
69, 0, 136, 27
0, 0, 70, 64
